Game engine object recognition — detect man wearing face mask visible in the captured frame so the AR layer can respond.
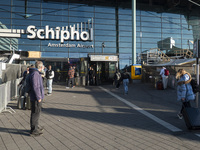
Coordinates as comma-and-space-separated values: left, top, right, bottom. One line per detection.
28, 61, 44, 137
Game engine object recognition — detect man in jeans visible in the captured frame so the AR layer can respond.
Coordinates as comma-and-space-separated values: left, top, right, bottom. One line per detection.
121, 69, 131, 95
46, 65, 54, 96
29, 61, 44, 136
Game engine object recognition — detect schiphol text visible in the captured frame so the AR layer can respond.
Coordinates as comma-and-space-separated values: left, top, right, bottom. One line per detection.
27, 25, 93, 43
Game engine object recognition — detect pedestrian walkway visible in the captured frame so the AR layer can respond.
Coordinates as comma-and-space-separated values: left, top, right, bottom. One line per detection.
1, 82, 200, 150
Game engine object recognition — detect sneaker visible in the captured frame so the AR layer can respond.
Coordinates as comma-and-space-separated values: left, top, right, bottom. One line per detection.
38, 126, 44, 132
66, 87, 69, 89
30, 126, 44, 134
47, 93, 52, 96
177, 113, 183, 119
30, 130, 43, 137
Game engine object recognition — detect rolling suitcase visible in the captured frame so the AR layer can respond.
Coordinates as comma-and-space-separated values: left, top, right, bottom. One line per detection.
182, 105, 200, 130
25, 94, 31, 110
156, 81, 163, 90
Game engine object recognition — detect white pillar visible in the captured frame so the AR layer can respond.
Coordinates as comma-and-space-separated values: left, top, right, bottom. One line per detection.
132, 0, 136, 65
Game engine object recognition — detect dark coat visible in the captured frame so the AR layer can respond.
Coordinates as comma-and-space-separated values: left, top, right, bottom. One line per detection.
29, 68, 44, 101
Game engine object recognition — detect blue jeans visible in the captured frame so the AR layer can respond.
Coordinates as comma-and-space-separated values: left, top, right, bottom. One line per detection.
123, 79, 129, 94
47, 79, 53, 94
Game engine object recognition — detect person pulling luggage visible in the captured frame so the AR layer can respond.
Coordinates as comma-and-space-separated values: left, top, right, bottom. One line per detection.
176, 69, 195, 119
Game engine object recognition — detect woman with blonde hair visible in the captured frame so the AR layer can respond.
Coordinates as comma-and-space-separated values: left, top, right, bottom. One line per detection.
176, 69, 195, 119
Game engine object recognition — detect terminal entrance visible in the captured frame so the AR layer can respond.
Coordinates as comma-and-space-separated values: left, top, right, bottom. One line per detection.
89, 54, 118, 84
18, 54, 118, 85
89, 61, 117, 84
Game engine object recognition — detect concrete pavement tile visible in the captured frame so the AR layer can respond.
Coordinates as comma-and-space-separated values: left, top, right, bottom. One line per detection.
1, 134, 19, 150
34, 136, 58, 150
23, 136, 45, 150
145, 147, 157, 150
0, 136, 7, 150
192, 146, 200, 150
137, 143, 152, 150
2, 84, 200, 150
100, 144, 121, 150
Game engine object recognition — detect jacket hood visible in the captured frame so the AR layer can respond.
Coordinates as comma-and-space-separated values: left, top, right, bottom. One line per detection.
177, 73, 192, 85
29, 68, 38, 73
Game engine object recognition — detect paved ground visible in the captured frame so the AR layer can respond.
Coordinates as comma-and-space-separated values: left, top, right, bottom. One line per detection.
1, 81, 200, 150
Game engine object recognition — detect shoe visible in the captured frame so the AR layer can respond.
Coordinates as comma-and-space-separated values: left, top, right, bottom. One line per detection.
38, 126, 44, 132
47, 93, 52, 96
30, 130, 43, 137
177, 113, 183, 119
66, 87, 69, 89
30, 126, 44, 134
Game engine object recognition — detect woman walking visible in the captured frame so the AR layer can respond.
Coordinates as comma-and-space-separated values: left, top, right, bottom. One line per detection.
176, 69, 195, 119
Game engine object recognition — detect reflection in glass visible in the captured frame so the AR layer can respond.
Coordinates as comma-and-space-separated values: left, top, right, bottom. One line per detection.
0, 0, 200, 68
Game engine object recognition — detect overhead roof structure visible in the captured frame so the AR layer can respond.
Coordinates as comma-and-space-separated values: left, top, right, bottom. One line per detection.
43, 0, 200, 15
146, 58, 197, 66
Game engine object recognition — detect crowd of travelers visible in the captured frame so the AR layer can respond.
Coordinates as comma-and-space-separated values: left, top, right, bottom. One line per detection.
18, 60, 197, 137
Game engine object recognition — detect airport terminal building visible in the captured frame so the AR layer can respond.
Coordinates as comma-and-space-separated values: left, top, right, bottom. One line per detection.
0, 0, 200, 82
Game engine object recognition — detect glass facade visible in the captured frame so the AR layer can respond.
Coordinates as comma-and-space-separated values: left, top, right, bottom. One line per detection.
0, 0, 199, 69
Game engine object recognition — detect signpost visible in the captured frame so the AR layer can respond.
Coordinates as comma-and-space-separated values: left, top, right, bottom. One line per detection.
28, 51, 41, 58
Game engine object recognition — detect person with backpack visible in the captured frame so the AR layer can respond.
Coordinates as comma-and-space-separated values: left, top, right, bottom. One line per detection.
46, 65, 54, 96
159, 66, 169, 89
121, 69, 131, 95
176, 69, 195, 119
114, 69, 121, 89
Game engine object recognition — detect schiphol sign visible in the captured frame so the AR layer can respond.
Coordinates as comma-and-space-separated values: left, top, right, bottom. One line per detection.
27, 24, 93, 43
0, 18, 94, 48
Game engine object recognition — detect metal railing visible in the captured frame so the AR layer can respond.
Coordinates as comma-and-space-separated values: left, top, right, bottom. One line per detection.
0, 78, 21, 114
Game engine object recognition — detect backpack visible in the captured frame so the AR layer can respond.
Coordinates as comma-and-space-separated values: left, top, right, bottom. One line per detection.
190, 79, 200, 94
116, 72, 121, 80
123, 72, 130, 79
24, 74, 31, 93
164, 69, 169, 76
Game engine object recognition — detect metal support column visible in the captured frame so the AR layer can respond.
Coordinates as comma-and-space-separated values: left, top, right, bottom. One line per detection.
196, 58, 199, 108
132, 0, 136, 65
